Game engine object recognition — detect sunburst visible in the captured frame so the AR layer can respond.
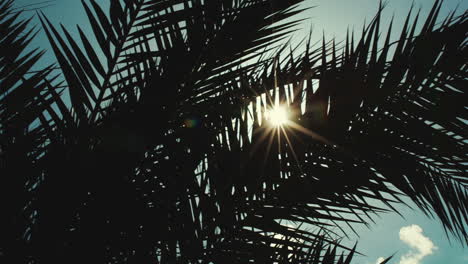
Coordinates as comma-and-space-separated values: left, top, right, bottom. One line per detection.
250, 102, 331, 174
265, 105, 290, 127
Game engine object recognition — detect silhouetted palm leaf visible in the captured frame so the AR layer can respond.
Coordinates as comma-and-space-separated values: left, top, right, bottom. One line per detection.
1, 0, 467, 263
0, 0, 61, 261
234, 0, 468, 244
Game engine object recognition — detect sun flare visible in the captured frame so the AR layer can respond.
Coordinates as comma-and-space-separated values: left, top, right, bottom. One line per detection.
266, 105, 289, 127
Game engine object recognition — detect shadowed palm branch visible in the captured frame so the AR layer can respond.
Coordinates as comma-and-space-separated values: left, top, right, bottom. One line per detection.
0, 0, 466, 263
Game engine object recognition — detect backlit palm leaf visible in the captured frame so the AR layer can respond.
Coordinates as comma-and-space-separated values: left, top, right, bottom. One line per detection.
222, 0, 467, 246
1, 0, 466, 263
0, 0, 62, 261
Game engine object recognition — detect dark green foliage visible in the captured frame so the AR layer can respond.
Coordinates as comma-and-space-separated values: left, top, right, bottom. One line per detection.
0, 0, 466, 263
0, 0, 59, 262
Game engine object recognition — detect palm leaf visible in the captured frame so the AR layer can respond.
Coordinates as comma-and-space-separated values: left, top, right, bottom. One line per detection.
221, 0, 467, 245
2, 0, 466, 263
0, 0, 62, 261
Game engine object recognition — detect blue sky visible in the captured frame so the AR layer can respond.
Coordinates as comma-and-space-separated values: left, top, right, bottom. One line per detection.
13, 0, 467, 263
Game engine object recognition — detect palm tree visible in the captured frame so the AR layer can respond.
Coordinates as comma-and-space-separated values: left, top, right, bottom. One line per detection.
1, 0, 466, 263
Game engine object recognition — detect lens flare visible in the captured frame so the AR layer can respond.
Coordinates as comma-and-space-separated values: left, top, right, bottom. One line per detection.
266, 105, 289, 127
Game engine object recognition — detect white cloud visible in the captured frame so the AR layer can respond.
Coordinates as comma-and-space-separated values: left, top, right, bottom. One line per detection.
376, 257, 385, 264
398, 225, 437, 264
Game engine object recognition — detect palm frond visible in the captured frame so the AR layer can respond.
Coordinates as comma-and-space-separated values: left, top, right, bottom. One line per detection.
224, 0, 468, 245
2, 0, 467, 263
27, 0, 333, 263
0, 0, 60, 261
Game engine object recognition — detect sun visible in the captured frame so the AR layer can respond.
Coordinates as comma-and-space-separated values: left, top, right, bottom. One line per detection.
265, 105, 289, 127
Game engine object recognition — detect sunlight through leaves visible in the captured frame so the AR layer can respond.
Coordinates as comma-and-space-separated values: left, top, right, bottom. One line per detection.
266, 105, 290, 127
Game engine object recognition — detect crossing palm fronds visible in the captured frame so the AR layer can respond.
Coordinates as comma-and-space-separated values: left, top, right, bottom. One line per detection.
221, 0, 467, 246
192, 0, 467, 260
0, 0, 61, 262
0, 0, 466, 263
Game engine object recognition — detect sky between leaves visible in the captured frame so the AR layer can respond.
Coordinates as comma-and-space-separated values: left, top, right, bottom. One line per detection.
12, 0, 468, 263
